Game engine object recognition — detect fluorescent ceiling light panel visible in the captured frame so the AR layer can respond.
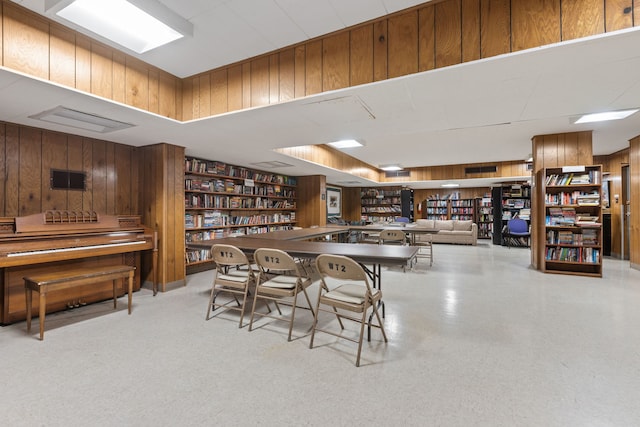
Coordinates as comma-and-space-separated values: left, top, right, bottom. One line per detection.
573, 108, 639, 124
30, 106, 135, 133
46, 0, 192, 54
441, 183, 460, 188
327, 139, 363, 148
380, 165, 402, 171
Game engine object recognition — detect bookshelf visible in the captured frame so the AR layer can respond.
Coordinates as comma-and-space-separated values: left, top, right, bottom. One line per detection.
450, 198, 475, 221
476, 197, 493, 239
492, 184, 531, 246
424, 199, 449, 220
536, 165, 602, 277
422, 195, 475, 222
360, 187, 404, 223
184, 157, 297, 272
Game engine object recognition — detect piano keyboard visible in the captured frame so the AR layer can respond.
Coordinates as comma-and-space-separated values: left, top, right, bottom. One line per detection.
7, 240, 147, 257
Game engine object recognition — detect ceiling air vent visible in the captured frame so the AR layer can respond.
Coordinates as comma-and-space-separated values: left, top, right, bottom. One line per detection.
385, 170, 410, 178
465, 165, 497, 174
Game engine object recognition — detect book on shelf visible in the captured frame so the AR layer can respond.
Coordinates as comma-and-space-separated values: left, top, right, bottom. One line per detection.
518, 209, 531, 220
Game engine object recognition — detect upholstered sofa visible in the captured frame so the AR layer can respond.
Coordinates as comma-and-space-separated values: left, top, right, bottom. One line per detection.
412, 219, 477, 245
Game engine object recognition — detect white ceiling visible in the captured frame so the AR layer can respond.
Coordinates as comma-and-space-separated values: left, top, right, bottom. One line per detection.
4, 0, 640, 189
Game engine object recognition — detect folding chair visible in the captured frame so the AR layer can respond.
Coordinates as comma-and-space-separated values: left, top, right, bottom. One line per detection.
206, 244, 255, 327
379, 228, 410, 270
249, 248, 315, 341
310, 254, 387, 367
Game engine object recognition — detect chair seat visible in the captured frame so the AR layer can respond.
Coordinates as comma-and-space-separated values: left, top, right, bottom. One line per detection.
260, 275, 299, 289
324, 284, 380, 304
509, 231, 530, 237
218, 270, 253, 282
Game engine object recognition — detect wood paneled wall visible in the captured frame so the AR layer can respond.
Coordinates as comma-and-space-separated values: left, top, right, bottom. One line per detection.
0, 121, 140, 217
0, 1, 181, 120
531, 131, 593, 270
276, 145, 380, 182
340, 187, 362, 222
296, 175, 326, 228
629, 137, 640, 269
2, 0, 638, 125
401, 161, 530, 182
181, 0, 640, 120
279, 143, 531, 184
138, 143, 186, 291
595, 149, 629, 259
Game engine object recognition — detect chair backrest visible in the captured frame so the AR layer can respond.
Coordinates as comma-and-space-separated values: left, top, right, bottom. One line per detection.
254, 247, 298, 273
210, 244, 249, 267
379, 229, 406, 243
507, 218, 528, 233
316, 254, 369, 283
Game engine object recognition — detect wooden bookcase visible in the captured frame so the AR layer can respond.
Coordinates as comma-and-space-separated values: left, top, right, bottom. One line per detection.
360, 187, 403, 222
422, 197, 475, 222
184, 157, 297, 273
450, 199, 475, 221
536, 165, 603, 277
424, 199, 449, 220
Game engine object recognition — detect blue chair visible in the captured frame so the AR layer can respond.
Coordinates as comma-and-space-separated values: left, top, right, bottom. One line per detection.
505, 218, 530, 248
395, 216, 410, 223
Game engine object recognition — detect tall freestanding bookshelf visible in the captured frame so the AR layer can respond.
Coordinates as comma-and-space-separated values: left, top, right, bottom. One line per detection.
535, 165, 602, 277
184, 157, 297, 273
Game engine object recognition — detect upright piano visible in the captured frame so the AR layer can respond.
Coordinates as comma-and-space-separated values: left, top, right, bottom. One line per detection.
0, 211, 157, 324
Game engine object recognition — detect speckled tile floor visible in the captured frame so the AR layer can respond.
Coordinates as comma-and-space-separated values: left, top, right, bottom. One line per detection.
2, 242, 640, 426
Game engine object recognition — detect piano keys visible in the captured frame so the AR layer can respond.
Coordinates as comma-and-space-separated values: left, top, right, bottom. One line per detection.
0, 211, 157, 324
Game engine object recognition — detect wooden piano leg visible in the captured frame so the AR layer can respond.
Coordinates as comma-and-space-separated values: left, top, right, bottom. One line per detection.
127, 270, 133, 314
112, 279, 118, 309
38, 291, 46, 341
25, 286, 32, 333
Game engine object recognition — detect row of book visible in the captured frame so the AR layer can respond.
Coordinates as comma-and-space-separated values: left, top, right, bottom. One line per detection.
502, 208, 530, 220
451, 207, 473, 214
362, 206, 402, 213
361, 189, 401, 198
451, 214, 473, 220
450, 200, 474, 207
544, 191, 600, 206
502, 186, 531, 198
185, 178, 295, 197
545, 171, 599, 186
185, 212, 295, 229
361, 197, 402, 205
185, 225, 293, 243
545, 247, 600, 263
503, 199, 531, 208
185, 194, 296, 210
184, 158, 297, 185
546, 229, 599, 245
362, 215, 401, 223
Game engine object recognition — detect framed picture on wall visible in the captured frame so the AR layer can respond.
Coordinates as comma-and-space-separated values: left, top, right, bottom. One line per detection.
327, 187, 342, 217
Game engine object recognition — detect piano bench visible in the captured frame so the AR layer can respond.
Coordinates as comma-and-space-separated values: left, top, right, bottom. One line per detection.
23, 265, 136, 341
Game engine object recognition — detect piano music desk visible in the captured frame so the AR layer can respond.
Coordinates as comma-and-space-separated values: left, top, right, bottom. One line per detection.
24, 265, 135, 340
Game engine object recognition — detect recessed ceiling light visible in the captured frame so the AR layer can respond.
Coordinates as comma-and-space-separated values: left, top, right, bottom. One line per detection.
29, 106, 135, 133
327, 139, 363, 148
380, 165, 402, 171
46, 0, 193, 54
573, 108, 639, 124
441, 183, 460, 188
